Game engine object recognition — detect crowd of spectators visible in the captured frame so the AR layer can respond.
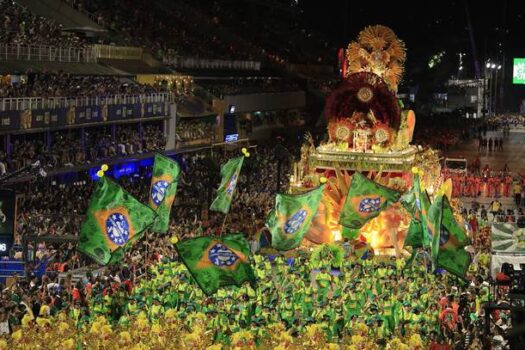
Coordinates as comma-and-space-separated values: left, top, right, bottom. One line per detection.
63, 0, 255, 60
0, 72, 166, 99
1, 123, 166, 174
0, 140, 502, 348
0, 0, 85, 47
191, 0, 336, 64
412, 112, 476, 151
200, 78, 302, 97
63, 0, 335, 66
176, 119, 215, 145
4, 143, 291, 280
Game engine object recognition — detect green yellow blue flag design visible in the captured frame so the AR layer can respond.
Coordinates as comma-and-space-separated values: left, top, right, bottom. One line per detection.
428, 194, 443, 270
437, 195, 471, 278
148, 153, 181, 233
339, 172, 401, 229
210, 156, 244, 214
78, 177, 157, 265
175, 234, 256, 295
403, 219, 423, 248
266, 185, 325, 251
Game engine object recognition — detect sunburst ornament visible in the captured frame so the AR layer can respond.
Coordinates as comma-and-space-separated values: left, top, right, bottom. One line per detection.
357, 86, 374, 103
346, 25, 406, 91
374, 125, 391, 144
514, 229, 525, 249
328, 118, 355, 143
335, 125, 351, 141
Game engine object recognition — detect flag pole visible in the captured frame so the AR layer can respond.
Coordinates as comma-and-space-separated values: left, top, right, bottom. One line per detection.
219, 213, 229, 237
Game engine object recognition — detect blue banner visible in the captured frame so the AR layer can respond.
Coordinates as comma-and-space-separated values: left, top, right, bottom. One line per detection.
74, 106, 105, 124
143, 102, 167, 117
29, 108, 67, 129
0, 111, 20, 131
108, 104, 142, 121
0, 102, 168, 131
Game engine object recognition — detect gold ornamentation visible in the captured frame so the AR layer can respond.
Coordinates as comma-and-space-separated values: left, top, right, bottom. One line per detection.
357, 87, 373, 102
335, 125, 351, 141
374, 127, 390, 143
346, 25, 406, 91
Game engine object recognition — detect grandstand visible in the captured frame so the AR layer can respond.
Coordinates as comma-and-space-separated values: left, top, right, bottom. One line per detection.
0, 0, 335, 271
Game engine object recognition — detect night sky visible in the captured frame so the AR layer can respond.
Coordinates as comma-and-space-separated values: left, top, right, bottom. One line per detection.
298, 0, 525, 110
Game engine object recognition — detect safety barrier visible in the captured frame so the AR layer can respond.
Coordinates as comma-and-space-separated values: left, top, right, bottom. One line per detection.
0, 92, 173, 111
164, 56, 261, 71
0, 44, 96, 63
92, 44, 143, 60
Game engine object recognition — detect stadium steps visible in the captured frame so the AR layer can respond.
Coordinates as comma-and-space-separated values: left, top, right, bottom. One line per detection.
15, 0, 104, 31
0, 60, 128, 75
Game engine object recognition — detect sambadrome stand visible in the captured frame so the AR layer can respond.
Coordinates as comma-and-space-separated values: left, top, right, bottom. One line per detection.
291, 26, 443, 254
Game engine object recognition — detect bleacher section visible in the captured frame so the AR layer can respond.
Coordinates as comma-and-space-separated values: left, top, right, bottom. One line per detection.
15, 0, 104, 32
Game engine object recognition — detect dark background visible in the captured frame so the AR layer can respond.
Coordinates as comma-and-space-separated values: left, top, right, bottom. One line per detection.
298, 0, 525, 111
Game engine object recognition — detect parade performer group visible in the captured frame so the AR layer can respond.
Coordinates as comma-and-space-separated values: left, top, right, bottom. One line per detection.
443, 169, 515, 198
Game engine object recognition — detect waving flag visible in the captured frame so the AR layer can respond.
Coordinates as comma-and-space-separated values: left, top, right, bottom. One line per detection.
175, 234, 256, 295
78, 177, 157, 265
148, 153, 181, 233
210, 156, 244, 214
339, 172, 400, 229
428, 194, 443, 269
437, 196, 471, 278
267, 185, 325, 251
492, 223, 525, 253
404, 219, 423, 248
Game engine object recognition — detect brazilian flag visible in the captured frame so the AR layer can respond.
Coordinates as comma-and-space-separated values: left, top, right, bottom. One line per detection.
210, 156, 244, 214
78, 177, 157, 265
400, 174, 422, 222
339, 172, 400, 229
403, 219, 423, 248
437, 195, 472, 278
175, 234, 256, 295
401, 173, 432, 248
148, 153, 181, 233
266, 185, 325, 251
427, 194, 443, 270
419, 186, 433, 248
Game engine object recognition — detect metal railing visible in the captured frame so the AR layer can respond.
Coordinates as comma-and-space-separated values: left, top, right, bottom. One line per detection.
0, 44, 96, 63
0, 92, 173, 111
93, 44, 143, 60
164, 56, 261, 71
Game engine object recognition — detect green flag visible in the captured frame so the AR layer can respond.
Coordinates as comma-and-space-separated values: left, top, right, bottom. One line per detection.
427, 194, 443, 270
266, 185, 325, 251
210, 156, 244, 214
339, 172, 401, 229
148, 153, 181, 233
403, 219, 423, 248
437, 196, 471, 278
400, 183, 418, 221
78, 177, 157, 265
175, 233, 256, 295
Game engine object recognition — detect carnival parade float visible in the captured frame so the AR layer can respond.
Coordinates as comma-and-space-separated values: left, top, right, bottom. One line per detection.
288, 25, 460, 256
